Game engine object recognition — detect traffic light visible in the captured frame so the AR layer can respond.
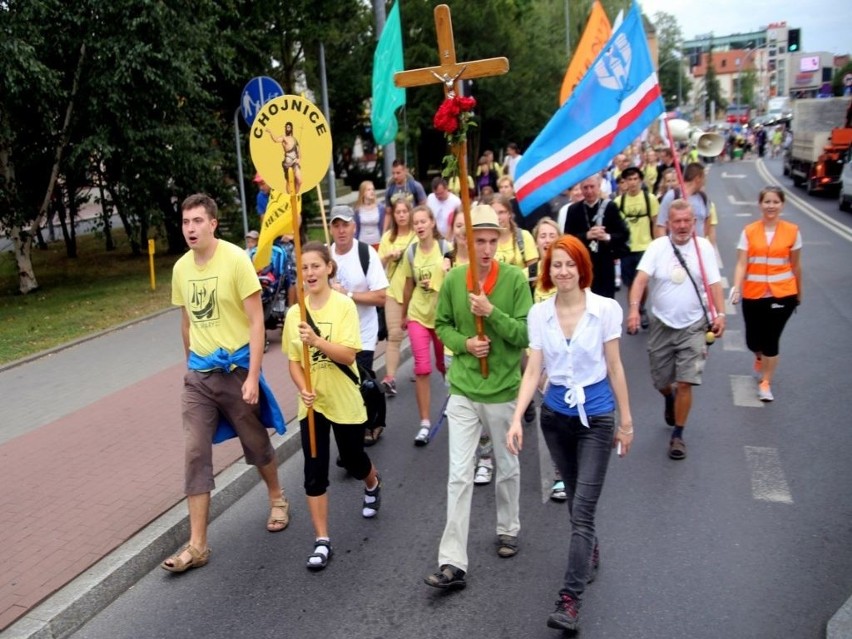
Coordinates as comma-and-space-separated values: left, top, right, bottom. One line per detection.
787, 28, 800, 53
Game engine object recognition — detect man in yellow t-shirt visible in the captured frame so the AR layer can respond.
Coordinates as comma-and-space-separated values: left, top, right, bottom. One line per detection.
616, 167, 659, 329
164, 194, 288, 574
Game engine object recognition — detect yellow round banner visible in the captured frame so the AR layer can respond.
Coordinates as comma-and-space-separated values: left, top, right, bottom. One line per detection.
249, 95, 332, 195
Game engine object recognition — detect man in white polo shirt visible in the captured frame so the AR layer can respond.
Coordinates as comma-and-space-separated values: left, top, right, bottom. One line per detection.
426, 177, 461, 240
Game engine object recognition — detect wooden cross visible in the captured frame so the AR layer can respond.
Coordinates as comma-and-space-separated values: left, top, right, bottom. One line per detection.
394, 4, 509, 377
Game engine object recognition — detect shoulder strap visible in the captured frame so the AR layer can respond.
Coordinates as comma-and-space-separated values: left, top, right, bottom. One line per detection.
644, 190, 653, 236
304, 309, 360, 386
357, 241, 370, 276
515, 228, 525, 258
407, 242, 417, 272
618, 194, 626, 212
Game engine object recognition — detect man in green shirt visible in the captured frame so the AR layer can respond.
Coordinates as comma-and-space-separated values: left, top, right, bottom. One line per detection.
425, 205, 532, 590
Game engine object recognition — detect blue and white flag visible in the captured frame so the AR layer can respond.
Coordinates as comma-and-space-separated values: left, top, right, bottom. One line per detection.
515, 3, 664, 215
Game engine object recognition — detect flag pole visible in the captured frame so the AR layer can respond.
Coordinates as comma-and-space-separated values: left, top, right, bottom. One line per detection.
289, 173, 317, 458
662, 116, 718, 319
315, 183, 330, 246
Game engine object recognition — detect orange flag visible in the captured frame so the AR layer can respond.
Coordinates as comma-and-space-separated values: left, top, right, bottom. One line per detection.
559, 1, 612, 105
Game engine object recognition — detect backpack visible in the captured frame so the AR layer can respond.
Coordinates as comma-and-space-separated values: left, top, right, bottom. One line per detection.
618, 191, 654, 239
343, 241, 388, 342
406, 239, 451, 273
304, 311, 386, 432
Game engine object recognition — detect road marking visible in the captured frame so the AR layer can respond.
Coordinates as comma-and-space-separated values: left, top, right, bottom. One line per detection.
723, 329, 746, 351
744, 446, 794, 504
719, 276, 729, 288
756, 159, 852, 243
727, 195, 752, 206
721, 172, 747, 179
731, 375, 764, 407
724, 298, 737, 315
735, 213, 752, 217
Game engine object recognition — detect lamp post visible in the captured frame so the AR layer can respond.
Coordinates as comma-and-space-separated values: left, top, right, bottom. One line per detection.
658, 52, 684, 112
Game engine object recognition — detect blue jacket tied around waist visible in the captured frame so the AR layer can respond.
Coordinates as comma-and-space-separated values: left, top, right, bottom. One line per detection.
187, 345, 286, 444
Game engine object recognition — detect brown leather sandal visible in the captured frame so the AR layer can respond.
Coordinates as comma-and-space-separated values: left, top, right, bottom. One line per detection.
267, 496, 290, 532
161, 544, 210, 573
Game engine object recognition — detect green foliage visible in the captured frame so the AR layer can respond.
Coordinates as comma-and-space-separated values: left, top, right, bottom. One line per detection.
653, 11, 692, 111
832, 62, 852, 96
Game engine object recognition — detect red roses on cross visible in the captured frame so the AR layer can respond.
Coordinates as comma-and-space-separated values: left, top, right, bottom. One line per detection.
433, 95, 476, 135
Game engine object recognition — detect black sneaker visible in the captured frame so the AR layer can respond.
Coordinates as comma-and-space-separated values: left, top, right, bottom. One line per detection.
362, 473, 381, 518
547, 592, 580, 631
664, 393, 675, 426
587, 543, 600, 584
424, 564, 466, 590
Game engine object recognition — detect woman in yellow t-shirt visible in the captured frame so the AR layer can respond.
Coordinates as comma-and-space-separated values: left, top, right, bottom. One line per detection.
401, 205, 448, 445
283, 241, 381, 571
492, 194, 538, 270
377, 200, 415, 395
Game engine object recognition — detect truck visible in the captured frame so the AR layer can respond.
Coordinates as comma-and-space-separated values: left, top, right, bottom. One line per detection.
787, 97, 852, 195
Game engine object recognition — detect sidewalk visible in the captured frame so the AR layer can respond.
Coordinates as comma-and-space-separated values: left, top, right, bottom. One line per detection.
0, 309, 400, 637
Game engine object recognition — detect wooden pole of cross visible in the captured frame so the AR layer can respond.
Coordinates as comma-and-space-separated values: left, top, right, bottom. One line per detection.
394, 4, 509, 378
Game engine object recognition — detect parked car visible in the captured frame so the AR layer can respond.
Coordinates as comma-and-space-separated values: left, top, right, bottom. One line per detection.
839, 147, 852, 212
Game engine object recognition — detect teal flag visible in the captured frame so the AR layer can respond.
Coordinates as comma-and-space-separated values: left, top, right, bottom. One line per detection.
371, 1, 405, 146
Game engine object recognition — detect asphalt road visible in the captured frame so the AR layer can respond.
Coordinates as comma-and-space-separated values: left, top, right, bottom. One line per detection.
70, 157, 852, 639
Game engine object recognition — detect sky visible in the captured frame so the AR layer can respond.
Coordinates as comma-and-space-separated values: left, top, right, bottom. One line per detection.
640, 0, 850, 56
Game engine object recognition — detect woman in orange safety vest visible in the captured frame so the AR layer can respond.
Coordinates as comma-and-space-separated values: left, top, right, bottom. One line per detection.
729, 186, 802, 402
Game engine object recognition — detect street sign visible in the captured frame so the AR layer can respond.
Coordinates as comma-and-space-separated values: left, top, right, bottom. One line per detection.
240, 76, 283, 126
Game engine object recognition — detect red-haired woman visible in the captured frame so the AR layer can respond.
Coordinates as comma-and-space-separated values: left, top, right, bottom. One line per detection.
506, 235, 633, 633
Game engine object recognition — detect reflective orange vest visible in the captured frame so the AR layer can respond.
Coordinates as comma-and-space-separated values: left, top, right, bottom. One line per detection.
743, 219, 799, 299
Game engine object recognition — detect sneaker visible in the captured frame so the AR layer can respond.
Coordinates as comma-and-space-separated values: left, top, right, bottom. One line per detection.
381, 377, 397, 397
362, 473, 382, 518
587, 543, 600, 584
547, 592, 580, 631
474, 459, 493, 485
414, 426, 430, 446
496, 534, 519, 558
640, 308, 649, 330
523, 401, 536, 424
758, 380, 774, 402
550, 480, 567, 502
424, 564, 466, 590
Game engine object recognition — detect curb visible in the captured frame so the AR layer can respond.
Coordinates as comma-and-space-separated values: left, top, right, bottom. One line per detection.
828, 596, 852, 639
0, 341, 410, 639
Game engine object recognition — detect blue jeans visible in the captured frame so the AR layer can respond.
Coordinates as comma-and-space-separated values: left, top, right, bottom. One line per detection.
539, 404, 614, 600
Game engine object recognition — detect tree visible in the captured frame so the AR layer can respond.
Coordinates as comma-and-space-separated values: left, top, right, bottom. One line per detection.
703, 44, 727, 119
653, 11, 692, 112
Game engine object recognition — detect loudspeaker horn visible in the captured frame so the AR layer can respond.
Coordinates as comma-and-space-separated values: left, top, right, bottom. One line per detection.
689, 129, 725, 157
667, 119, 691, 141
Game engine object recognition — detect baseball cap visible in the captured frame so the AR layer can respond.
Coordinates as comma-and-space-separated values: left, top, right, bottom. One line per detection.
470, 204, 500, 230
245, 230, 259, 239
330, 205, 355, 223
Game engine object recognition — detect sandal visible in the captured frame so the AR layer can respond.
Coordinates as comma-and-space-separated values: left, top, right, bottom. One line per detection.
306, 539, 333, 571
668, 437, 687, 460
363, 426, 384, 447
161, 544, 210, 573
362, 473, 382, 518
267, 495, 290, 532
424, 564, 466, 590
496, 534, 519, 558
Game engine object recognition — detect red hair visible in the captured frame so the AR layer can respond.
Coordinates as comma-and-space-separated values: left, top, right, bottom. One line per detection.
539, 235, 593, 290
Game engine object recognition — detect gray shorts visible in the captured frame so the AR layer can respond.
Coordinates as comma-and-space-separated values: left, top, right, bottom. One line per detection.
182, 369, 275, 495
647, 316, 708, 389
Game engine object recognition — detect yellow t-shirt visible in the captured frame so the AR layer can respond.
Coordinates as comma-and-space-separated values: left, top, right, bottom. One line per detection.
644, 165, 658, 192
171, 240, 260, 358
400, 239, 447, 328
618, 191, 660, 252
534, 282, 556, 303
496, 229, 538, 281
283, 292, 366, 424
378, 230, 415, 303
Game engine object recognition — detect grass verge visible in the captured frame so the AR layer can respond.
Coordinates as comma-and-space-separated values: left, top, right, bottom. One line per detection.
0, 233, 176, 366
